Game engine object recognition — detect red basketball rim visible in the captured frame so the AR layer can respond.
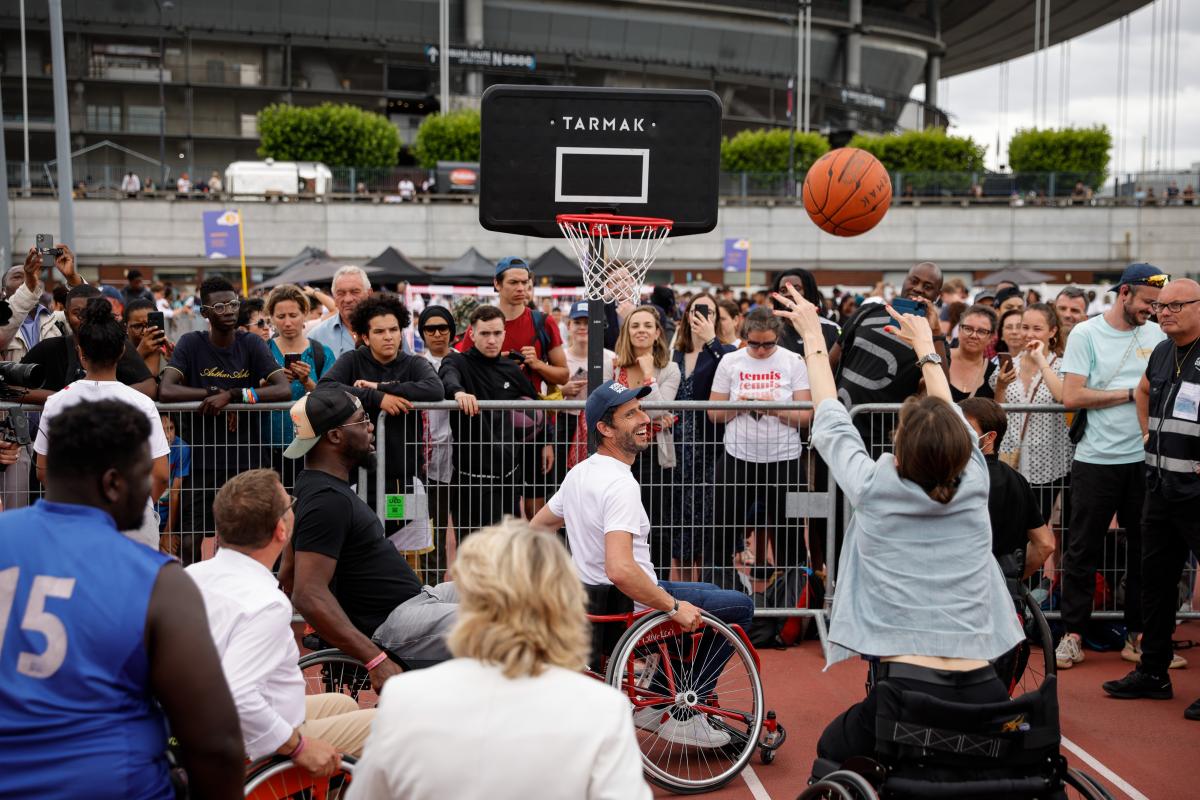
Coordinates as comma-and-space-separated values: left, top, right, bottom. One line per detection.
556, 213, 674, 237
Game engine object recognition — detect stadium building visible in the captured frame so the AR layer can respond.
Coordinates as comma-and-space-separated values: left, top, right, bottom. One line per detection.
3, 0, 1148, 176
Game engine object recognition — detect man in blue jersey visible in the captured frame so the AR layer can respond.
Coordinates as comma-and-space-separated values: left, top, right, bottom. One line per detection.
0, 399, 243, 799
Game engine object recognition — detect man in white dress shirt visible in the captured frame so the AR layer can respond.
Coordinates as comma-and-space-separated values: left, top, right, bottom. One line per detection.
187, 469, 375, 773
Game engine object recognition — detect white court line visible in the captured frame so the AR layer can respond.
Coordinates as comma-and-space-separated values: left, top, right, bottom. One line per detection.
1061, 736, 1149, 800
740, 764, 772, 800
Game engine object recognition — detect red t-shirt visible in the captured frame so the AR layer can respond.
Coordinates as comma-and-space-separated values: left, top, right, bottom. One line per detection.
457, 307, 563, 388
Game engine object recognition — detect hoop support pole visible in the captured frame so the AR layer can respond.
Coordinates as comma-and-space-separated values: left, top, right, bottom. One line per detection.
586, 235, 604, 455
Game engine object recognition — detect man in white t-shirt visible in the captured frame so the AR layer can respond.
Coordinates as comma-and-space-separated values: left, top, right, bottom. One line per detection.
32, 301, 170, 548
532, 381, 755, 749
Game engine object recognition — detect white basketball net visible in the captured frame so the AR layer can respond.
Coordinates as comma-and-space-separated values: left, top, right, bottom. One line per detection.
557, 214, 672, 307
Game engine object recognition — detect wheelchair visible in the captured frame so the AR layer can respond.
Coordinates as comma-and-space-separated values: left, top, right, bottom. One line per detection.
244, 754, 356, 799
584, 584, 786, 795
297, 648, 377, 708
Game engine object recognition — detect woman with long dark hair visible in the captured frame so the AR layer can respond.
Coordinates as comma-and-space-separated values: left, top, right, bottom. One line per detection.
772, 283, 1023, 766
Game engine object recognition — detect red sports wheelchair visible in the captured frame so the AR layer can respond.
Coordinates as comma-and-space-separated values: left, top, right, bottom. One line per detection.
584, 583, 786, 794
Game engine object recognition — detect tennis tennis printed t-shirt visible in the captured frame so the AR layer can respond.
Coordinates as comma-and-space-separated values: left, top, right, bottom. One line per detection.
711, 346, 809, 463
548, 453, 655, 586
1061, 315, 1165, 465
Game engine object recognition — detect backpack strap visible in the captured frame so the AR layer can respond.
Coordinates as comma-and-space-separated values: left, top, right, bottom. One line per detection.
310, 341, 326, 377
530, 309, 552, 361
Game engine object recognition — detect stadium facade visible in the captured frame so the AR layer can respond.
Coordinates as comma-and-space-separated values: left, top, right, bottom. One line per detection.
2, 0, 1148, 176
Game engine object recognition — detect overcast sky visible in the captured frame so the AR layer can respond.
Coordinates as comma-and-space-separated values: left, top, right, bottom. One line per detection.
913, 0, 1197, 180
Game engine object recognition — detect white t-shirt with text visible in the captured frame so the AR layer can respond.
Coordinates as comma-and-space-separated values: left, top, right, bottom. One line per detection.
711, 346, 809, 462
548, 453, 654, 585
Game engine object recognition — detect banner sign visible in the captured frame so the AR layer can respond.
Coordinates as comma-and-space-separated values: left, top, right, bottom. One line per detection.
425, 45, 536, 71
723, 238, 751, 272
203, 210, 242, 259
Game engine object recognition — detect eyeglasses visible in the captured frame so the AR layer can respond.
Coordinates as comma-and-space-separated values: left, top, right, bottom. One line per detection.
278, 495, 297, 522
338, 415, 371, 429
745, 340, 778, 350
1132, 274, 1170, 289
421, 324, 451, 334
202, 300, 241, 314
958, 324, 994, 339
127, 322, 148, 333
251, 318, 269, 329
1149, 299, 1200, 314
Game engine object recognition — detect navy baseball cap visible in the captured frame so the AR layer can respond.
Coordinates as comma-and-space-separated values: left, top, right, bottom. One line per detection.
495, 256, 531, 277
569, 300, 589, 320
1115, 263, 1169, 289
586, 380, 651, 434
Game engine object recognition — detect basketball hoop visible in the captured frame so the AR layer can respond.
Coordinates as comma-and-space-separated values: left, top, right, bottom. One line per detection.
557, 213, 673, 307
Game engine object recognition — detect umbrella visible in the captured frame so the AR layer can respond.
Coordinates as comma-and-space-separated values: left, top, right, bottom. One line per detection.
530, 247, 585, 286
428, 247, 495, 285
978, 268, 1055, 286
366, 246, 431, 283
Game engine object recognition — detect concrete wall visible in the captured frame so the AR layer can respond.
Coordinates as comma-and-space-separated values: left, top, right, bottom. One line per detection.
10, 197, 1200, 277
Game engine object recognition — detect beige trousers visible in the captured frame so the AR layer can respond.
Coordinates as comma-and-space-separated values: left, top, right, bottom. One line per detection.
298, 693, 376, 758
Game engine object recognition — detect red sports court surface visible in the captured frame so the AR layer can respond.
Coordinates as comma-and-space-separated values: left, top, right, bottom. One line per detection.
663, 620, 1200, 800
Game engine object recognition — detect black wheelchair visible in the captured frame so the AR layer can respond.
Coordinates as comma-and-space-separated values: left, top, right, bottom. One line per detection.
801, 586, 1109, 799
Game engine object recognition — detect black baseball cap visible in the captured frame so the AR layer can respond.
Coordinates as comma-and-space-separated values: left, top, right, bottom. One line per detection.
283, 388, 364, 459
586, 380, 651, 435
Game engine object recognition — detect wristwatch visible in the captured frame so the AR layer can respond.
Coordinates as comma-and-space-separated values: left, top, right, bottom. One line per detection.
666, 598, 680, 618
915, 352, 943, 369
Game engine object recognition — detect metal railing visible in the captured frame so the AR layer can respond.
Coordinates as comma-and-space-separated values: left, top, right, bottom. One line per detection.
2, 397, 1195, 643
846, 402, 1199, 623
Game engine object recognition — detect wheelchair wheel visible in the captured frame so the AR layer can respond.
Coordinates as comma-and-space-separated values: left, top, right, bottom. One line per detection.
605, 611, 764, 794
297, 649, 377, 709
1063, 767, 1114, 799
997, 585, 1056, 699
244, 754, 356, 799
796, 779, 869, 800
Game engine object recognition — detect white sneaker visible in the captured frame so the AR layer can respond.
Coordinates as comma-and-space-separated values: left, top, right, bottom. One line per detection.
633, 706, 667, 732
656, 714, 731, 748
1055, 635, 1084, 669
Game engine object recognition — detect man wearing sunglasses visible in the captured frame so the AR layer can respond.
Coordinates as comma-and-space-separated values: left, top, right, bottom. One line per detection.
1057, 263, 1168, 671
1104, 279, 1200, 717
160, 276, 292, 563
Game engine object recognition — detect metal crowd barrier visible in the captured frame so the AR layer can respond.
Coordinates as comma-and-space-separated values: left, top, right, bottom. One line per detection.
847, 403, 1200, 622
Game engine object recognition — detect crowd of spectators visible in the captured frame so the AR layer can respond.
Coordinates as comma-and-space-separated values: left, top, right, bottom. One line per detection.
1, 237, 1198, 795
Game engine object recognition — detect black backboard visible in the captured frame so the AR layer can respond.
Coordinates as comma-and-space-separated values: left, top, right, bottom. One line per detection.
479, 85, 722, 238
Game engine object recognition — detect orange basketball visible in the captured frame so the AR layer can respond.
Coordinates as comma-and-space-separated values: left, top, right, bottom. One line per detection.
802, 147, 892, 236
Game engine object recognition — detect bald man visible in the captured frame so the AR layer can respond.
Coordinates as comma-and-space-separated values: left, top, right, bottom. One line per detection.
830, 261, 947, 418
1104, 278, 1200, 714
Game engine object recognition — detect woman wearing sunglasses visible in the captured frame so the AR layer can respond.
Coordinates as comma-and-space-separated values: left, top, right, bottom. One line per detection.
708, 307, 813, 590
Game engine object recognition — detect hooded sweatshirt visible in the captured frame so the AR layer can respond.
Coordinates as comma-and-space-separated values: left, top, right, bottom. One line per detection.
439, 347, 541, 481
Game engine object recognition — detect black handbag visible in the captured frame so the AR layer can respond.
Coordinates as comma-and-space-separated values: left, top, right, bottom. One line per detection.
1068, 408, 1087, 444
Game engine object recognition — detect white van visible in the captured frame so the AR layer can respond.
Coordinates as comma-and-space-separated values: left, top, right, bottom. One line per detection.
224, 159, 333, 200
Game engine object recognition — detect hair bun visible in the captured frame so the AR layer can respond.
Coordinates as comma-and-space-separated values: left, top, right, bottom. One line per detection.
82, 296, 114, 325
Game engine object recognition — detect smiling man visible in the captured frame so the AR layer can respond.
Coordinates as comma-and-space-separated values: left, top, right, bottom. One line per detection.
830, 261, 947, 413
309, 266, 373, 359
159, 275, 291, 563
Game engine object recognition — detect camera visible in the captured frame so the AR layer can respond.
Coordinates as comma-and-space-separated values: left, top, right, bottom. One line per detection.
0, 361, 45, 473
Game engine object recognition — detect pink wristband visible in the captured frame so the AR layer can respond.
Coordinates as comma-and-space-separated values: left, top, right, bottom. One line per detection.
364, 651, 389, 670
289, 735, 306, 759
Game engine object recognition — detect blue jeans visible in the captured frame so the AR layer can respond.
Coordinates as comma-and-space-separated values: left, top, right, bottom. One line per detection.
650, 581, 755, 707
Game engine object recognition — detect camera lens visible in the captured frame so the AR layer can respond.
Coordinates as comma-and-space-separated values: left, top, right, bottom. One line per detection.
0, 361, 46, 389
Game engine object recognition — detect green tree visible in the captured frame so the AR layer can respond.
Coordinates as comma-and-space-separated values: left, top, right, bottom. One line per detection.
256, 103, 401, 168
412, 109, 482, 168
1007, 126, 1111, 183
846, 129, 985, 172
720, 128, 830, 173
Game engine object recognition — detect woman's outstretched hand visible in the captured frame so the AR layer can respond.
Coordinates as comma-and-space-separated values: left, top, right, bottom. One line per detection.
883, 304, 936, 354
771, 284, 823, 339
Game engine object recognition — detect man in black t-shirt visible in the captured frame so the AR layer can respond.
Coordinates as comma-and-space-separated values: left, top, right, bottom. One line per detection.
159, 276, 291, 562
959, 398, 1054, 585
20, 284, 155, 404
280, 388, 457, 693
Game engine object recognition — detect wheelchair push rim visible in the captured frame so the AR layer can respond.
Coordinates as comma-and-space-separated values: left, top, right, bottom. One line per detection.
296, 649, 378, 709
244, 754, 356, 799
605, 611, 765, 794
